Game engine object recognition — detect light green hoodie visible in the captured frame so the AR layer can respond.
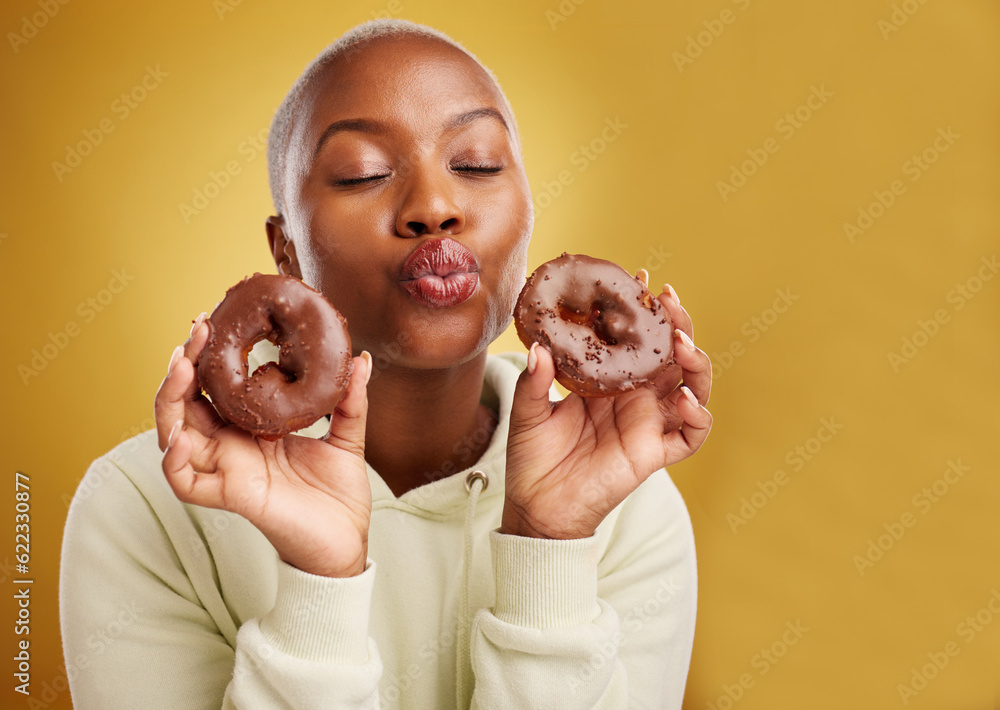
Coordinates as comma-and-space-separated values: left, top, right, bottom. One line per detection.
60, 353, 697, 709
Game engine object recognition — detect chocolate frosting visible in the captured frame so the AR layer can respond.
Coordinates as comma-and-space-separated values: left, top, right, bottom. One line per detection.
514, 254, 674, 396
197, 273, 353, 439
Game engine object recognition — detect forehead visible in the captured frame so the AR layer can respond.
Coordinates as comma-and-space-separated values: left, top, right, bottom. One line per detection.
295, 34, 509, 143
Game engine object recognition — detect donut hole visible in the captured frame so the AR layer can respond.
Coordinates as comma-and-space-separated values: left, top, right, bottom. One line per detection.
248, 337, 287, 377
559, 301, 618, 346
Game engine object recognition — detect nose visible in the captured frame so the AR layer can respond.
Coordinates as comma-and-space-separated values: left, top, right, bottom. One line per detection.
395, 165, 466, 238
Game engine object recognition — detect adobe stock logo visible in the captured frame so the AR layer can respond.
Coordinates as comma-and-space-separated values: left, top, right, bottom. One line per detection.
710, 288, 799, 381
672, 0, 752, 72
843, 127, 960, 244
568, 576, 681, 693
877, 0, 931, 39
896, 586, 999, 706
886, 255, 997, 373
545, 0, 586, 30
51, 65, 169, 181
18, 268, 136, 385
177, 127, 268, 223
707, 619, 810, 710
716, 85, 834, 202
852, 459, 969, 576
531, 117, 628, 213
726, 416, 843, 533
7, 0, 70, 54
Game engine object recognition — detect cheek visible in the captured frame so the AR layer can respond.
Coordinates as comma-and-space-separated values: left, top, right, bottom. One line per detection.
498, 243, 528, 302
486, 230, 531, 332
298, 208, 373, 284
285, 199, 333, 289
290, 224, 375, 332
290, 189, 392, 284
292, 236, 326, 291
494, 188, 533, 306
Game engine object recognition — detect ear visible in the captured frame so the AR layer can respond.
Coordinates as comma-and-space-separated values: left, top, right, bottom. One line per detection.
265, 215, 302, 279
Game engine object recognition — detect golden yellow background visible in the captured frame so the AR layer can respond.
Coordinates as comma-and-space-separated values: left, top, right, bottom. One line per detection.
2, 0, 998, 707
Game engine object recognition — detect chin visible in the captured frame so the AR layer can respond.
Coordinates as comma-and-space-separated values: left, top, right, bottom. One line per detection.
358, 318, 491, 372
358, 288, 515, 371
410, 326, 496, 370
379, 343, 485, 372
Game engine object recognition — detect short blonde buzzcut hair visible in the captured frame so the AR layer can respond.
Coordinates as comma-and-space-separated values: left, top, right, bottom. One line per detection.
266, 19, 519, 216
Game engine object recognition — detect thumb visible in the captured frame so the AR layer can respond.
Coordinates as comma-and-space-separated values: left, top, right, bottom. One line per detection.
510, 342, 556, 433
323, 351, 371, 458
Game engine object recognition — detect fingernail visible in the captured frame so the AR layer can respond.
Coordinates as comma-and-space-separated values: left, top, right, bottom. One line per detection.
190, 312, 208, 337
665, 283, 680, 303
361, 351, 373, 385
681, 385, 699, 408
167, 345, 184, 374
676, 328, 696, 352
527, 342, 538, 375
636, 269, 649, 288
167, 420, 182, 448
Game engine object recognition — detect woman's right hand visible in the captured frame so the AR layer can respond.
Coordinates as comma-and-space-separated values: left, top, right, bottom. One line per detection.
154, 314, 373, 578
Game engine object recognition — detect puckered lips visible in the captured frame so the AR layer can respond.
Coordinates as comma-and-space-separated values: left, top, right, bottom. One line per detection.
399, 238, 480, 309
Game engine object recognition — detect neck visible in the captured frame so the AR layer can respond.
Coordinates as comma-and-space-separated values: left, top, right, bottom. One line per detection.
362, 352, 498, 497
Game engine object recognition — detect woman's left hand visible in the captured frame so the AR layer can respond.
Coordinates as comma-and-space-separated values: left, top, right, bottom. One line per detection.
503, 280, 713, 539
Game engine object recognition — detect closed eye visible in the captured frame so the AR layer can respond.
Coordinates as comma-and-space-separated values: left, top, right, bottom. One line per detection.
452, 164, 503, 175
333, 173, 391, 187
334, 164, 501, 186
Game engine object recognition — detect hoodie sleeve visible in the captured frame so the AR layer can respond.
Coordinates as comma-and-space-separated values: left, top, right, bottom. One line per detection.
224, 560, 383, 708
468, 469, 697, 709
59, 453, 384, 709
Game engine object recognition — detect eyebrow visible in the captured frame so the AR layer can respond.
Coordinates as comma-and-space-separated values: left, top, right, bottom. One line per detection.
312, 107, 510, 160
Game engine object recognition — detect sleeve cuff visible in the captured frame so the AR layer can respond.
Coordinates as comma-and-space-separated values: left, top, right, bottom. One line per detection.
259, 558, 376, 664
489, 529, 601, 629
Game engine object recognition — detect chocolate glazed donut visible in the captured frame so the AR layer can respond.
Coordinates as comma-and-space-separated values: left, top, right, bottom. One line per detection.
197, 273, 353, 440
514, 254, 674, 397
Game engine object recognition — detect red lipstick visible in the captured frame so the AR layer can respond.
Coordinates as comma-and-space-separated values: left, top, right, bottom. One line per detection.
400, 238, 480, 309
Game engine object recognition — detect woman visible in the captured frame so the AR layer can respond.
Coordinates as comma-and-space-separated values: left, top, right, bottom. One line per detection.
60, 19, 713, 709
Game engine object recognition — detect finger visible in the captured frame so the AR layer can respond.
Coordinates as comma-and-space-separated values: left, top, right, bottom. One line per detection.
662, 386, 713, 465
181, 315, 213, 407
671, 328, 712, 405
323, 352, 371, 458
509, 341, 556, 433
162, 424, 223, 508
155, 346, 193, 451
154, 353, 212, 452
186, 312, 209, 359
658, 284, 693, 340
652, 361, 684, 400
156, 317, 226, 447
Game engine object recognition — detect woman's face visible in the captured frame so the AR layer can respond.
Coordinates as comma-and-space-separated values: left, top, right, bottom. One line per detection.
271, 34, 533, 369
